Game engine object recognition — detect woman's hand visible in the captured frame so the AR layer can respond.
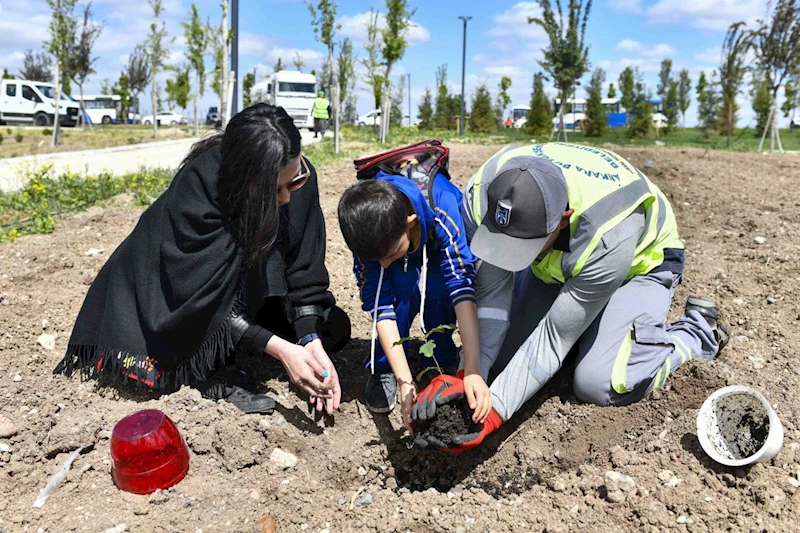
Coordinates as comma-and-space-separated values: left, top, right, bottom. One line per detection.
398, 380, 417, 435
463, 374, 492, 423
266, 337, 333, 400
303, 339, 341, 415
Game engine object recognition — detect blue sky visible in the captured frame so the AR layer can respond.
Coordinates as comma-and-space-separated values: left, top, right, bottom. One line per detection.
0, 0, 787, 127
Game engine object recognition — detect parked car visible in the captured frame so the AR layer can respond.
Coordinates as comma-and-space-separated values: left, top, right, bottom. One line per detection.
791, 116, 799, 130
358, 110, 381, 127
206, 106, 219, 126
141, 111, 187, 126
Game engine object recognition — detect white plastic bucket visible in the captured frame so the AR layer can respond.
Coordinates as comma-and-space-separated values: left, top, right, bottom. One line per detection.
696, 385, 784, 467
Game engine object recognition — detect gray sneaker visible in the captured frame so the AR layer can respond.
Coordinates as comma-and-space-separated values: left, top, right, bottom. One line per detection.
364, 372, 397, 413
685, 296, 729, 353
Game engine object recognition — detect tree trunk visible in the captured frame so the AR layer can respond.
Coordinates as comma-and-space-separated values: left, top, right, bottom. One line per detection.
152, 77, 158, 139
329, 48, 339, 154
79, 85, 92, 131
558, 88, 568, 142
726, 102, 732, 147
379, 64, 393, 143
193, 70, 199, 136
52, 62, 61, 148
221, 0, 229, 129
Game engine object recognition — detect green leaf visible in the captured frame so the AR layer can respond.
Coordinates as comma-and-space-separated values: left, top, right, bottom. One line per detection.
419, 340, 436, 358
393, 335, 415, 347
423, 323, 455, 339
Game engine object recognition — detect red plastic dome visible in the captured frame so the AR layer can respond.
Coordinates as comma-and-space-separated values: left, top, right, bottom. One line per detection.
110, 409, 189, 494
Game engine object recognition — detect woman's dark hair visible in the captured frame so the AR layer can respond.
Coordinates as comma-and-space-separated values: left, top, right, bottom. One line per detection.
182, 104, 302, 267
338, 180, 411, 261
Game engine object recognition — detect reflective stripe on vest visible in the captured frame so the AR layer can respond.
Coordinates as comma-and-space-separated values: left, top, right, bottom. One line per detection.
312, 98, 329, 119
470, 143, 683, 284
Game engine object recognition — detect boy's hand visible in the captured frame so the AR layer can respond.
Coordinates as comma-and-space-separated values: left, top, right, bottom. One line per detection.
398, 381, 417, 434
463, 374, 492, 423
411, 373, 464, 422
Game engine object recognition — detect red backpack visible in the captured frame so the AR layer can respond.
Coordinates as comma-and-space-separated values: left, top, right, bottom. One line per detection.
353, 139, 451, 208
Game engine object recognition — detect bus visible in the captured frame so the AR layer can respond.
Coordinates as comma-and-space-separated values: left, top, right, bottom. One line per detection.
251, 70, 317, 130
79, 94, 121, 125
552, 97, 666, 130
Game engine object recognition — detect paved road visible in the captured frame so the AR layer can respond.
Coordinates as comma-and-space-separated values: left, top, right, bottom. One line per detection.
0, 129, 319, 193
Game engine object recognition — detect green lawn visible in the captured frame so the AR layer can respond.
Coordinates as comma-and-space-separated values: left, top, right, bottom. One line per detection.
341, 125, 800, 152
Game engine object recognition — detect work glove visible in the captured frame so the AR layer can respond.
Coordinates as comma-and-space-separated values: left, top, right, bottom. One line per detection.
445, 409, 503, 452
411, 371, 465, 422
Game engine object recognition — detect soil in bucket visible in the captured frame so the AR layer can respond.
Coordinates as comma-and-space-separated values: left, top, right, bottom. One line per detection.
715, 392, 770, 460
413, 400, 476, 449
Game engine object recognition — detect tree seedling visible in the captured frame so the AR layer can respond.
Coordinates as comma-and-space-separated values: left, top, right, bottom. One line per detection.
394, 323, 455, 381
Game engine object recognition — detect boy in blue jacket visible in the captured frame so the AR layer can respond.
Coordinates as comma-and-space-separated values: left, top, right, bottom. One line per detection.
338, 170, 491, 433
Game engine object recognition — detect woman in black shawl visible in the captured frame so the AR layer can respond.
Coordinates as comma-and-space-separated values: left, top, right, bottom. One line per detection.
55, 104, 350, 415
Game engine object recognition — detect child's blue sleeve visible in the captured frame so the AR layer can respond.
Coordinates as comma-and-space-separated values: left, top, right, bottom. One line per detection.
432, 184, 477, 308
353, 255, 397, 322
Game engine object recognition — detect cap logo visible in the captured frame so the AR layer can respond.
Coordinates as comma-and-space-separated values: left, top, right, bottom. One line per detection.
495, 201, 512, 227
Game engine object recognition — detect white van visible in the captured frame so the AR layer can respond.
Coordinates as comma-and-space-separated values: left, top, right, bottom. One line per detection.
251, 70, 317, 130
0, 79, 81, 127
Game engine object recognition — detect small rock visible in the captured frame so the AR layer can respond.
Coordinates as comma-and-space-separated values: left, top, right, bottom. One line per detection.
754, 236, 766, 245
319, 529, 331, 533
85, 248, 104, 256
301, 525, 309, 531
41, 319, 48, 330
550, 479, 567, 492
733, 298, 745, 306
249, 489, 260, 500
337, 498, 346, 506
705, 496, 714, 502
605, 489, 626, 503
644, 160, 654, 169
0, 443, 12, 453
786, 477, 800, 488
658, 470, 674, 483
357, 466, 367, 476
148, 490, 168, 504
767, 297, 777, 304
666, 477, 681, 488
0, 415, 18, 438
569, 504, 580, 514
605, 471, 636, 493
430, 507, 440, 517
102, 525, 129, 533
677, 516, 687, 524
12, 374, 21, 382
748, 356, 765, 370
37, 333, 56, 351
356, 493, 373, 507
270, 448, 298, 469
654, 140, 666, 147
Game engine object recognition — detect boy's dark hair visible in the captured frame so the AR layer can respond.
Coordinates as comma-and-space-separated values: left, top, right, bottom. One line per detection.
338, 180, 410, 261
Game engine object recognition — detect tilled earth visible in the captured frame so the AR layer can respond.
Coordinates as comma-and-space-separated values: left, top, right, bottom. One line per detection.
1, 143, 800, 532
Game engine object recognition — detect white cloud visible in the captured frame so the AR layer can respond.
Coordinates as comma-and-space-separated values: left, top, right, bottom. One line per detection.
645, 0, 765, 31
337, 11, 431, 46
694, 46, 722, 64
487, 2, 545, 41
615, 39, 678, 58
240, 32, 271, 57
611, 0, 643, 13
268, 47, 324, 69
0, 51, 25, 69
484, 65, 523, 78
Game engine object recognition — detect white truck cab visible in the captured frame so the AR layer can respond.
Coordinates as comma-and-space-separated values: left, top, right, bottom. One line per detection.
0, 79, 80, 127
252, 70, 317, 130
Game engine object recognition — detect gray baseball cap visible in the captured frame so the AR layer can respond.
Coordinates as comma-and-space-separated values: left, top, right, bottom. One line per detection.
470, 158, 569, 272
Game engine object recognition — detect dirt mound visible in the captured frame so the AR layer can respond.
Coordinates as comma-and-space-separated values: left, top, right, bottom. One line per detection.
2, 146, 800, 532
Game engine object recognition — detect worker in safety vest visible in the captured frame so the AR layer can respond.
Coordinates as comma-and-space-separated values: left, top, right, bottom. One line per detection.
411, 143, 728, 452
312, 90, 331, 138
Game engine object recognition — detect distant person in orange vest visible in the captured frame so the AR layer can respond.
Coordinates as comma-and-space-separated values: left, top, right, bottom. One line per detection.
505, 117, 513, 128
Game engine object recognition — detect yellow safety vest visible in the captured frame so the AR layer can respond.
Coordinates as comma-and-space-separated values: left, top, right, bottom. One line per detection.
471, 143, 683, 284
312, 97, 329, 119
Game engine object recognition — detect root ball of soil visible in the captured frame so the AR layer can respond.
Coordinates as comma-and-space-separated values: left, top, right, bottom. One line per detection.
715, 393, 770, 460
413, 401, 476, 449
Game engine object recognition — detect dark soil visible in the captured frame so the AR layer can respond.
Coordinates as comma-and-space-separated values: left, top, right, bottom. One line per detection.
413, 401, 475, 449
715, 393, 770, 459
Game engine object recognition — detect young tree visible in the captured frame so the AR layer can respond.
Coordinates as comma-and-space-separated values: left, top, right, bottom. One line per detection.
45, 0, 78, 147
19, 50, 53, 81
182, 3, 209, 136
292, 52, 305, 72
146, 0, 172, 138
69, 3, 103, 129
100, 78, 112, 95
433, 64, 454, 129
469, 84, 497, 133
166, 64, 191, 113
696, 70, 722, 137
678, 69, 692, 128
390, 74, 405, 128
607, 83, 616, 99
657, 59, 672, 101
112, 72, 131, 121
219, 0, 230, 128
360, 9, 383, 112
273, 57, 284, 72
337, 38, 356, 124
583, 68, 606, 137
782, 78, 797, 121
307, 0, 340, 151
719, 21, 753, 146
379, 0, 414, 142
242, 71, 254, 108
126, 46, 150, 121
618, 66, 635, 123
417, 87, 433, 130
663, 80, 680, 134
529, 0, 593, 141
526, 72, 552, 136
494, 76, 512, 125
751, 0, 800, 152
628, 75, 654, 139
751, 71, 772, 136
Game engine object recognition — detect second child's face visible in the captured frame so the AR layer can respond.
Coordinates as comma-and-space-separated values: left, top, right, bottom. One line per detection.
378, 213, 418, 269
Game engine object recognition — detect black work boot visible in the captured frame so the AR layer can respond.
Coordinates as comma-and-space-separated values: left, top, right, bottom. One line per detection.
685, 296, 729, 354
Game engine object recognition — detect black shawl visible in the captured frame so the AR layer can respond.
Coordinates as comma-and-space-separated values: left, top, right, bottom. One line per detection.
56, 146, 249, 387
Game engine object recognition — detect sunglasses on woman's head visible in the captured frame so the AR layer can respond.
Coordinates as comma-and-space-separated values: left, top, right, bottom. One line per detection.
289, 157, 311, 192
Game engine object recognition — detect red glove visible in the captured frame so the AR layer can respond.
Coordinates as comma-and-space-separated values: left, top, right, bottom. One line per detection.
445, 409, 503, 453
411, 371, 465, 422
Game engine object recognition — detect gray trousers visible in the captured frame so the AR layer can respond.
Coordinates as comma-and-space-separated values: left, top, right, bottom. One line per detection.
492, 267, 718, 409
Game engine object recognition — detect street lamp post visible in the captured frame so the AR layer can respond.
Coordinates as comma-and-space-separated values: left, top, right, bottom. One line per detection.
407, 73, 411, 127
231, 0, 239, 115
458, 16, 471, 136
